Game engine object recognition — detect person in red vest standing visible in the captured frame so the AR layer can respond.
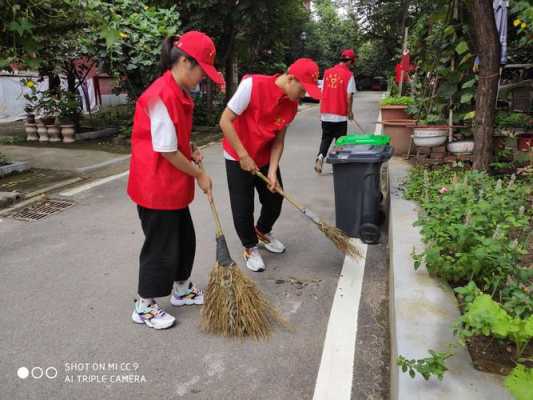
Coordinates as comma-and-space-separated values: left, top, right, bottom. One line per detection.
127, 31, 224, 330
219, 58, 321, 272
314, 49, 357, 174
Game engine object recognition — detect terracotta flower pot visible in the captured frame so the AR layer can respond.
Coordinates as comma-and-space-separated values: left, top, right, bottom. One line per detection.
382, 119, 415, 155
380, 105, 409, 121
517, 133, 533, 152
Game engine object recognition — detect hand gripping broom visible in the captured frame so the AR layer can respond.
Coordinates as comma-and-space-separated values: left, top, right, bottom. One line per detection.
200, 167, 286, 339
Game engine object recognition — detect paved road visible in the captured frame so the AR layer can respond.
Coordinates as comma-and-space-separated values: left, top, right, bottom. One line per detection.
0, 91, 387, 400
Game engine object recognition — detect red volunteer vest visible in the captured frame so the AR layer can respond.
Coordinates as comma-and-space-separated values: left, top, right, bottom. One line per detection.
127, 71, 194, 210
223, 75, 298, 168
320, 63, 353, 116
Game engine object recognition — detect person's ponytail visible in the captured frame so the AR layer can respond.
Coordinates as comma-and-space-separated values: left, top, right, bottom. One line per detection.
160, 35, 198, 72
160, 36, 178, 72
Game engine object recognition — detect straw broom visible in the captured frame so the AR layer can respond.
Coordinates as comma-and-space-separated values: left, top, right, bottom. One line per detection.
255, 171, 361, 259
200, 175, 286, 339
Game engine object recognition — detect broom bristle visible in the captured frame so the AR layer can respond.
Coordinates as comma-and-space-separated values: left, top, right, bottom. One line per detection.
201, 262, 287, 339
319, 223, 362, 259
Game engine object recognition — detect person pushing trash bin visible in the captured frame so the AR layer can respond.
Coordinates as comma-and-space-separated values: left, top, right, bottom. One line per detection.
314, 49, 357, 174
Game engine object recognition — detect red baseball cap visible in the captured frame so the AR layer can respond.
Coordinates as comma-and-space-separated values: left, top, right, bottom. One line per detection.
175, 31, 225, 86
341, 49, 357, 61
288, 58, 321, 100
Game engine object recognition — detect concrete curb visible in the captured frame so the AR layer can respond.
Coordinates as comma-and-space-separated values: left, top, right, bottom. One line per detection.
388, 157, 510, 400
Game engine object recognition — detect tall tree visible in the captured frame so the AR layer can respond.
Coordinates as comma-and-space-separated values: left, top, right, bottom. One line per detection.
468, 0, 500, 170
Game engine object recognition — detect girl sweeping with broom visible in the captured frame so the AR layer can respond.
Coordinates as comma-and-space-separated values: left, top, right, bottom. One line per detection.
219, 58, 321, 272
127, 31, 224, 330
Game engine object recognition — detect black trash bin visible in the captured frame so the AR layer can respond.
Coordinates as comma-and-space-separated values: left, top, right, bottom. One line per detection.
326, 135, 393, 244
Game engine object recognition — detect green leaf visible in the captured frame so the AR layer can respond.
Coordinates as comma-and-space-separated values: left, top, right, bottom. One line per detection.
504, 365, 533, 400
7, 18, 33, 36
460, 93, 474, 104
524, 316, 533, 336
462, 79, 477, 89
464, 111, 476, 120
100, 28, 122, 48
437, 81, 458, 98
460, 53, 473, 65
455, 41, 469, 55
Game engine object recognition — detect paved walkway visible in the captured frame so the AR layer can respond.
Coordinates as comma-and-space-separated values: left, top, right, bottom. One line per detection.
0, 92, 388, 400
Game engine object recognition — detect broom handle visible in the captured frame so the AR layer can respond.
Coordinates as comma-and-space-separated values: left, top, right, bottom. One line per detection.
197, 161, 224, 237
208, 197, 224, 238
254, 171, 306, 212
350, 117, 365, 133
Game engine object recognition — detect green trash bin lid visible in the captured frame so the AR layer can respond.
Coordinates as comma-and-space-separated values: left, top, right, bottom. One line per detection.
336, 134, 390, 146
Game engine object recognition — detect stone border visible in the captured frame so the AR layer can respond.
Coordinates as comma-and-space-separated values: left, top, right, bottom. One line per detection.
388, 157, 511, 400
0, 161, 30, 177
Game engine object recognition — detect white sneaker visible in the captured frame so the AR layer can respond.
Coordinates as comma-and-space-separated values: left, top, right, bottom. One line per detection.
170, 283, 204, 306
243, 246, 266, 272
131, 300, 175, 330
256, 228, 286, 254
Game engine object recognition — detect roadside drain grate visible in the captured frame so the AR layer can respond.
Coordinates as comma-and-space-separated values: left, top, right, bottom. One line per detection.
11, 199, 75, 221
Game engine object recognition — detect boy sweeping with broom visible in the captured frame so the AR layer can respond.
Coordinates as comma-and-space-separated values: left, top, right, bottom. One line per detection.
219, 58, 321, 272
127, 31, 224, 330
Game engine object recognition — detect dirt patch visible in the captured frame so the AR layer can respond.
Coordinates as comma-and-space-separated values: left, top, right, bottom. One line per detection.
0, 169, 75, 195
467, 335, 533, 375
273, 277, 322, 290
352, 233, 390, 400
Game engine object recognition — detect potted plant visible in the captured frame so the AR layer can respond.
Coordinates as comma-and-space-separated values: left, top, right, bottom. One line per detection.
379, 96, 415, 121
494, 111, 533, 151
57, 91, 81, 143
36, 91, 60, 142
21, 78, 39, 140
380, 96, 417, 155
406, 103, 449, 148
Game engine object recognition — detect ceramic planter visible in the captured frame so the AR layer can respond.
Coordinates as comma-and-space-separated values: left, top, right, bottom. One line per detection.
37, 123, 49, 142
447, 140, 474, 154
382, 119, 415, 155
61, 124, 76, 143
380, 105, 409, 121
47, 125, 61, 142
413, 134, 447, 147
25, 123, 38, 141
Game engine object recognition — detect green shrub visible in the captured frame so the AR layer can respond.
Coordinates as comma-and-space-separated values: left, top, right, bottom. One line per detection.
380, 96, 415, 106
404, 166, 532, 318
495, 111, 532, 129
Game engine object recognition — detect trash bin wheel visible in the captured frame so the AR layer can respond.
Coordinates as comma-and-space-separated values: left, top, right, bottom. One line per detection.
360, 223, 380, 244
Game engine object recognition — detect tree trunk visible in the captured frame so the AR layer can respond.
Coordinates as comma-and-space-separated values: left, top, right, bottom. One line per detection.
224, 49, 235, 104
469, 0, 500, 171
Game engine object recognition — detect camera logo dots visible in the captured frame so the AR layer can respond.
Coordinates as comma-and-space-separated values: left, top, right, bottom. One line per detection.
17, 366, 58, 380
